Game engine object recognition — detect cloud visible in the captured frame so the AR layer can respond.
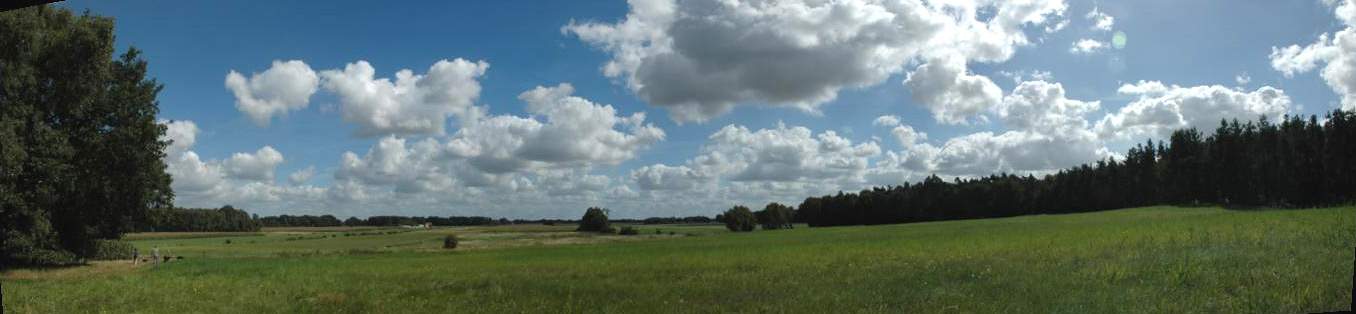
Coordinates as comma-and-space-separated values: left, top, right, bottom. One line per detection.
1069, 39, 1107, 55
1045, 18, 1070, 34
904, 54, 1003, 124
166, 151, 226, 193
626, 122, 885, 210
1270, 0, 1356, 110
321, 59, 489, 136
931, 129, 1104, 175
512, 83, 666, 165
1235, 73, 1251, 85
1094, 81, 1291, 141
872, 115, 901, 127
997, 80, 1100, 132
873, 126, 1103, 178
161, 120, 199, 155
336, 136, 453, 193
874, 79, 1106, 178
637, 123, 879, 188
1327, 0, 1356, 25
321, 84, 666, 213
223, 146, 285, 182
157, 120, 321, 211
998, 70, 1054, 84
890, 125, 928, 148
447, 83, 666, 174
225, 60, 320, 126
158, 120, 222, 193
288, 166, 317, 185
1086, 6, 1115, 31
566, 0, 1066, 122
631, 164, 708, 191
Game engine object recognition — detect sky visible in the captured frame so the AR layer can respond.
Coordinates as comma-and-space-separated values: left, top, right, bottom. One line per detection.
57, 0, 1356, 219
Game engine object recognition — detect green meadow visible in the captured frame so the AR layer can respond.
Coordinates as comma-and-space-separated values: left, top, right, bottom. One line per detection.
3, 206, 1353, 313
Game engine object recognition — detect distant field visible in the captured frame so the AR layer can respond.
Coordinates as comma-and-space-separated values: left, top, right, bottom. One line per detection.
3, 206, 1352, 313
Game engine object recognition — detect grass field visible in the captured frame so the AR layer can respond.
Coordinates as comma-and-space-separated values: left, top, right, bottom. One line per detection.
3, 206, 1353, 313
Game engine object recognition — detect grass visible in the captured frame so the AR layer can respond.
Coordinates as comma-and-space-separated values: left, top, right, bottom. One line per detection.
3, 206, 1353, 313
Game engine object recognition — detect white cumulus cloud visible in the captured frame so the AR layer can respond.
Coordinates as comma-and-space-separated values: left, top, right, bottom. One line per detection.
224, 146, 285, 182
1269, 0, 1356, 111
872, 115, 901, 127
1069, 39, 1107, 55
447, 83, 666, 174
321, 59, 489, 136
288, 166, 317, 185
566, 0, 1066, 123
1094, 81, 1291, 141
904, 54, 1003, 124
225, 60, 320, 126
1086, 6, 1115, 31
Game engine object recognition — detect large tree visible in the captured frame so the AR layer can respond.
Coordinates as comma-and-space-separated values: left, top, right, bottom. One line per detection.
721, 206, 757, 232
576, 207, 612, 233
1, 6, 172, 267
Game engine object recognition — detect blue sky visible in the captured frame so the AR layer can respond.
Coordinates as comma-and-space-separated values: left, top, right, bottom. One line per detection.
58, 0, 1355, 218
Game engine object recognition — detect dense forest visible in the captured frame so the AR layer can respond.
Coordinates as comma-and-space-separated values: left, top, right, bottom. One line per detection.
797, 111, 1356, 227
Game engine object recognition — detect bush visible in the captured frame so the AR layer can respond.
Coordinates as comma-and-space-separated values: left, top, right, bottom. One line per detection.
618, 226, 640, 235
89, 240, 136, 261
443, 234, 459, 249
722, 206, 758, 232
756, 202, 796, 230
577, 207, 612, 233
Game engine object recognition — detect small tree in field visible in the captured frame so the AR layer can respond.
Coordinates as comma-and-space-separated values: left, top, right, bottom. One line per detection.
756, 202, 795, 230
577, 207, 612, 233
722, 206, 757, 232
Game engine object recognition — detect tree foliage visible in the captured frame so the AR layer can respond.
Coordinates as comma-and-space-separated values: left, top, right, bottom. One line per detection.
756, 203, 795, 230
2, 6, 172, 267
722, 206, 757, 232
135, 206, 261, 232
799, 112, 1356, 227
577, 207, 612, 232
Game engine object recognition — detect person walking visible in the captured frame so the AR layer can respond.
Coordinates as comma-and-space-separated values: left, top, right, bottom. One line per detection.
132, 247, 140, 265
152, 246, 161, 266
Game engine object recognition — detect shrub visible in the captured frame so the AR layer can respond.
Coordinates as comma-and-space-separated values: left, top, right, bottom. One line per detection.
756, 202, 796, 230
89, 240, 136, 261
576, 207, 612, 233
722, 206, 757, 232
618, 226, 640, 235
443, 234, 459, 249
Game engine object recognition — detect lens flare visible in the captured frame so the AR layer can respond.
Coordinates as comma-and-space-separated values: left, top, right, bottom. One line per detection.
1112, 31, 1128, 49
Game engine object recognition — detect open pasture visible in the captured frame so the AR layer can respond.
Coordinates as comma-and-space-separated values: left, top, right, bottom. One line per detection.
3, 206, 1353, 313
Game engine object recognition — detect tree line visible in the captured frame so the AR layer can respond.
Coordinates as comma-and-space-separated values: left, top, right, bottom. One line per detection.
134, 206, 261, 232
258, 215, 502, 227
796, 111, 1356, 227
